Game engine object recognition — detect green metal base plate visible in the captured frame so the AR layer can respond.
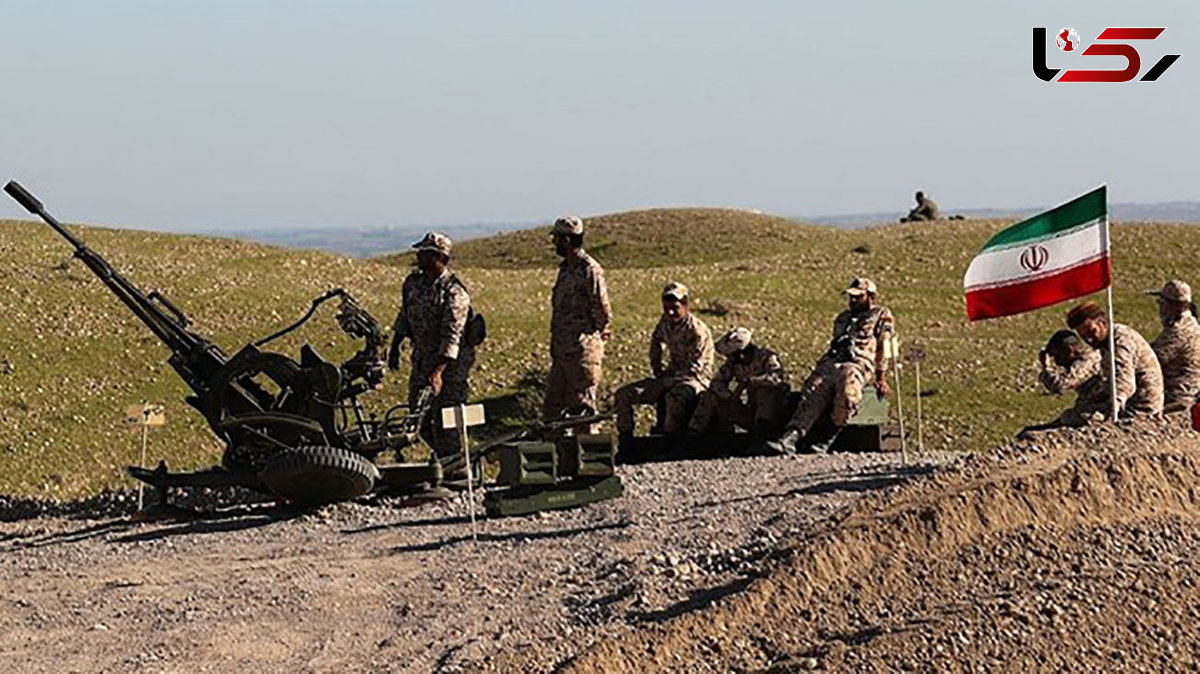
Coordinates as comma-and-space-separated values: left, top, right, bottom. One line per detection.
483, 475, 624, 517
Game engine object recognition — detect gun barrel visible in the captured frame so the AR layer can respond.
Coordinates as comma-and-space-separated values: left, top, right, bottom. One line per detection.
5, 180, 87, 250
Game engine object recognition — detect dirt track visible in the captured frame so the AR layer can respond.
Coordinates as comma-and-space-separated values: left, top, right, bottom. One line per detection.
3, 418, 1200, 673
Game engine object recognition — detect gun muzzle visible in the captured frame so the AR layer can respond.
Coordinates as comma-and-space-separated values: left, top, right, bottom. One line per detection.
4, 181, 44, 215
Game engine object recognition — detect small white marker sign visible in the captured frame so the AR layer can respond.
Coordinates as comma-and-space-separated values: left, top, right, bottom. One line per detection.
125, 403, 166, 428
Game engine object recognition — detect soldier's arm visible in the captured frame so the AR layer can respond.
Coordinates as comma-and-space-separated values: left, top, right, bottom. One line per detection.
1111, 338, 1138, 411
589, 266, 612, 335
685, 326, 714, 379
649, 321, 665, 377
710, 363, 734, 398
874, 311, 895, 382
439, 284, 470, 362
388, 283, 410, 368
745, 352, 786, 387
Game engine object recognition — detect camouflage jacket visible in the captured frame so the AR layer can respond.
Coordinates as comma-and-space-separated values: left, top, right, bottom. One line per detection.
826, 305, 895, 376
551, 248, 611, 347
710, 346, 788, 399
1039, 349, 1106, 412
650, 313, 714, 384
392, 269, 472, 364
1100, 323, 1164, 415
908, 198, 940, 220
1151, 312, 1200, 406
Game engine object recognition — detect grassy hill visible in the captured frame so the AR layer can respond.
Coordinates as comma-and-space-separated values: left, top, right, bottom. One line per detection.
0, 211, 1194, 499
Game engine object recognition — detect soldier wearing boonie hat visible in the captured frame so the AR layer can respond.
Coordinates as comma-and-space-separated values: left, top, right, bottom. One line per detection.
688, 327, 790, 439
770, 277, 894, 455
614, 281, 714, 446
1147, 280, 1200, 410
545, 215, 612, 428
388, 231, 477, 477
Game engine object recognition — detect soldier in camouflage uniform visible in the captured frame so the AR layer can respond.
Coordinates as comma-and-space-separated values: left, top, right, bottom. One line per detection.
1068, 301, 1164, 418
1034, 329, 1107, 428
387, 232, 476, 477
615, 282, 714, 440
544, 215, 612, 425
1147, 280, 1200, 411
771, 278, 894, 454
688, 327, 790, 438
900, 191, 940, 222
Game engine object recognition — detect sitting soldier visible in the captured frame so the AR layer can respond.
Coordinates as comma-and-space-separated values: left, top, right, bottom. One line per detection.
1067, 301, 1164, 418
615, 282, 714, 444
687, 327, 790, 440
1026, 329, 1107, 431
900, 190, 940, 222
770, 278, 894, 454
1147, 280, 1200, 412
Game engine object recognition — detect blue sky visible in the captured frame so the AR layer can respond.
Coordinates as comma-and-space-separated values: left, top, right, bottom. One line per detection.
0, 1, 1196, 231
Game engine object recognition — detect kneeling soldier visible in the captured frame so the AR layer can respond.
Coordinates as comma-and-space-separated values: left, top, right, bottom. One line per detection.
688, 327, 790, 438
771, 278, 894, 454
615, 282, 714, 442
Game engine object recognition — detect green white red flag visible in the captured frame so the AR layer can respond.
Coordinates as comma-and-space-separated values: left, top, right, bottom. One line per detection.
964, 186, 1110, 321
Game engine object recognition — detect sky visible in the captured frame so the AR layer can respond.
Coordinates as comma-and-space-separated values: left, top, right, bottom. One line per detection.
0, 0, 1196, 232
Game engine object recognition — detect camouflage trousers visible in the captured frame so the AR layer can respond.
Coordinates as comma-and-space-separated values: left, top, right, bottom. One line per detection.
786, 359, 867, 435
544, 335, 604, 422
615, 376, 704, 436
408, 348, 475, 475
688, 384, 790, 436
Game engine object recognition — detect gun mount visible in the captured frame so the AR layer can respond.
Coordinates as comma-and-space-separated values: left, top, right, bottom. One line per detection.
4, 180, 441, 506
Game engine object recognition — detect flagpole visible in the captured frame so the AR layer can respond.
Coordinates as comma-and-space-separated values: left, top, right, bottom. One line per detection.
1102, 212, 1118, 421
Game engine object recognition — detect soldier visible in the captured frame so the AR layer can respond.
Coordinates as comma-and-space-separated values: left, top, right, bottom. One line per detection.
1067, 301, 1163, 418
771, 278, 894, 454
545, 215, 612, 425
687, 327, 790, 439
1034, 329, 1107, 428
1147, 280, 1200, 411
900, 191, 940, 222
387, 232, 477, 478
615, 282, 714, 442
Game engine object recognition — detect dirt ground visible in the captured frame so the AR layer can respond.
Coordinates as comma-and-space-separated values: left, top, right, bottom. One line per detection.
0, 451, 946, 673
4, 417, 1200, 673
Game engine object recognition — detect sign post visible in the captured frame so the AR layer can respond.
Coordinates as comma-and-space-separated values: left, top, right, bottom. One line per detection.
884, 336, 907, 463
124, 403, 165, 509
442, 403, 486, 540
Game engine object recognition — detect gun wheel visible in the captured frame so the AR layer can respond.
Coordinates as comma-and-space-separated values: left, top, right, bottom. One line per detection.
261, 446, 379, 506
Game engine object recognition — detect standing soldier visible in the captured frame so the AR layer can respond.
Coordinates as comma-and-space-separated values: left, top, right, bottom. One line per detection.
388, 232, 477, 478
1067, 301, 1163, 418
545, 215, 612, 425
771, 278, 894, 454
901, 190, 940, 222
1147, 280, 1200, 411
615, 282, 714, 443
688, 327, 790, 439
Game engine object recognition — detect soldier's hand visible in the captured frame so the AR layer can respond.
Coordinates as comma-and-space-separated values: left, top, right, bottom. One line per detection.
875, 378, 890, 400
429, 369, 444, 396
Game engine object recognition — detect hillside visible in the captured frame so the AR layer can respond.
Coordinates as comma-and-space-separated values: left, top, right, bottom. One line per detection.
0, 210, 1194, 498
375, 207, 827, 269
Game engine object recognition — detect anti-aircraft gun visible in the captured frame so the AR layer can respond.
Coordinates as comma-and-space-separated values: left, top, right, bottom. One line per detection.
4, 181, 441, 506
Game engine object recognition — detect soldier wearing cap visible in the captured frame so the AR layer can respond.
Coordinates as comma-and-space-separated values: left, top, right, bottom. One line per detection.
687, 327, 790, 438
1147, 280, 1200, 411
771, 278, 894, 454
614, 282, 714, 441
900, 191, 940, 223
1066, 301, 1163, 418
545, 215, 612, 425
388, 231, 477, 477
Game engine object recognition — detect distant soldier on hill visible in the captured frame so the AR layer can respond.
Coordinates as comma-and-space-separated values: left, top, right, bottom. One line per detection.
1028, 329, 1107, 429
1067, 301, 1164, 418
388, 232, 479, 479
687, 327, 790, 439
545, 215, 612, 427
770, 278, 894, 454
615, 282, 714, 443
900, 191, 940, 222
1147, 280, 1200, 411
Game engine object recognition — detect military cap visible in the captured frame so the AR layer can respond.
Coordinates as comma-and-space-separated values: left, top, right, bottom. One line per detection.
553, 215, 584, 236
661, 282, 689, 302
844, 277, 877, 296
715, 327, 753, 356
1066, 301, 1106, 329
412, 231, 453, 255
1146, 279, 1192, 304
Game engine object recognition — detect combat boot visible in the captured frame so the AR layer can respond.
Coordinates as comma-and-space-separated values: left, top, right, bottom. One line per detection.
765, 429, 802, 456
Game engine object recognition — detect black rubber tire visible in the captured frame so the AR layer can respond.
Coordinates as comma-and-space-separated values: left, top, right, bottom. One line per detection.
261, 446, 379, 506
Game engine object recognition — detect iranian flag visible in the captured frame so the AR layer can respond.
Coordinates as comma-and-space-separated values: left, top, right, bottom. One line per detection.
964, 186, 1110, 321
